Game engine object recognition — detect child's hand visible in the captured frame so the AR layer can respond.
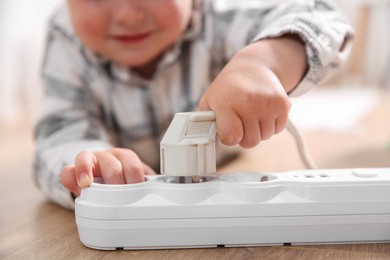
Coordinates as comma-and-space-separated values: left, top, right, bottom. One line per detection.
199, 56, 290, 148
199, 35, 307, 148
60, 148, 156, 197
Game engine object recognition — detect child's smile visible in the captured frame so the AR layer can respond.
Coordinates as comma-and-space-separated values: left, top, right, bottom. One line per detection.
67, 0, 193, 68
111, 32, 152, 45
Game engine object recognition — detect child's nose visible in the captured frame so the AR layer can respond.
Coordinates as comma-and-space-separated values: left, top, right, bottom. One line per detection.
112, 1, 147, 27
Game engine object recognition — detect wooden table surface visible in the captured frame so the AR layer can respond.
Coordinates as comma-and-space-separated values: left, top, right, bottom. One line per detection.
1, 94, 390, 259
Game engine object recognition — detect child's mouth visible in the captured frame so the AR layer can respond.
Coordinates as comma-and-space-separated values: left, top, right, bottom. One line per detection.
112, 32, 151, 44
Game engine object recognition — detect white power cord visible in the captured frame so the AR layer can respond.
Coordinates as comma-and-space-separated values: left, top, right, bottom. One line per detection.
286, 119, 318, 169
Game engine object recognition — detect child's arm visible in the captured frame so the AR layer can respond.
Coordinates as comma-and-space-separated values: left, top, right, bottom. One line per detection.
199, 0, 354, 148
34, 14, 156, 208
199, 34, 307, 147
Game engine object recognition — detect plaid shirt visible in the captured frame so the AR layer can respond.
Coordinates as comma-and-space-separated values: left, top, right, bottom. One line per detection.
34, 0, 354, 209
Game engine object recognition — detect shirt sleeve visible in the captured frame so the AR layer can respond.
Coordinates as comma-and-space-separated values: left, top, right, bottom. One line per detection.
209, 0, 354, 96
34, 17, 113, 210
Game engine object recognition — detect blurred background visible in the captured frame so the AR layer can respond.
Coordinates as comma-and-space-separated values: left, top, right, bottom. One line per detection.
0, 0, 389, 175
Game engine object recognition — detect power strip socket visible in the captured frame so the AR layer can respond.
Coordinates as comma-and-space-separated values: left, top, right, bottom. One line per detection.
75, 168, 390, 250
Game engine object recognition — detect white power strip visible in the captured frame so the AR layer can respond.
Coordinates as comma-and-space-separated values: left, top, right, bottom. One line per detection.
75, 168, 390, 250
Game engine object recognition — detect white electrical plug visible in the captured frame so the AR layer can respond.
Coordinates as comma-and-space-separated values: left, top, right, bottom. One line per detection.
160, 111, 217, 176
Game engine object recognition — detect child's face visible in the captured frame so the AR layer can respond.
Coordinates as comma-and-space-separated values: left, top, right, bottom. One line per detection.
67, 0, 193, 67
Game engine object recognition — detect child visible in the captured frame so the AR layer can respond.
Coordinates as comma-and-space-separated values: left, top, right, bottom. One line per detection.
34, 0, 353, 209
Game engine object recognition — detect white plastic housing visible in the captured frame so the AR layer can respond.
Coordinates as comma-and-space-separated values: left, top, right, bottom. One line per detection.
160, 111, 216, 176
75, 168, 390, 250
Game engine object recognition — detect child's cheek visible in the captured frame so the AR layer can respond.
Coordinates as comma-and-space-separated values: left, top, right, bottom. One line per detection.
75, 18, 108, 51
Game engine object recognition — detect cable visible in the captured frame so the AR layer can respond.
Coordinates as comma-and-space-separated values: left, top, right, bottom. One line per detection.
286, 119, 318, 169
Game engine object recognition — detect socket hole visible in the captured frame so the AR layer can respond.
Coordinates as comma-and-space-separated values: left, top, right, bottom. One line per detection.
260, 176, 269, 182
155, 175, 216, 184
219, 173, 276, 183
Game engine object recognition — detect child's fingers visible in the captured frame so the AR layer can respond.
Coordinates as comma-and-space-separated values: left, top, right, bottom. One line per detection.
215, 108, 243, 146
275, 116, 288, 134
95, 151, 126, 184
198, 95, 210, 111
60, 165, 80, 196
259, 119, 276, 141
74, 151, 97, 189
143, 163, 157, 176
239, 116, 261, 148
112, 149, 146, 184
